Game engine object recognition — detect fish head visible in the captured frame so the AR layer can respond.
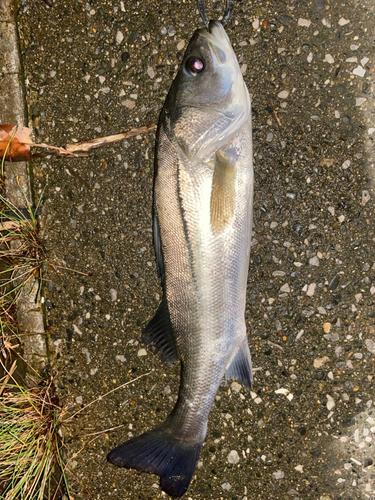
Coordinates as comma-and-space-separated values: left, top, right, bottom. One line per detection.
163, 20, 250, 161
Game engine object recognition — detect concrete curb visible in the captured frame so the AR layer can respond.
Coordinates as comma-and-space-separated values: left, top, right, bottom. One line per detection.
0, 0, 48, 384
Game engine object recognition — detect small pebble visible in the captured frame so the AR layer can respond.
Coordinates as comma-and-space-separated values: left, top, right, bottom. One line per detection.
147, 67, 155, 79
110, 288, 118, 301
231, 381, 242, 393
277, 90, 289, 99
314, 356, 329, 368
73, 324, 82, 336
326, 395, 335, 411
356, 98, 366, 107
138, 349, 147, 357
365, 338, 375, 353
309, 256, 319, 266
362, 191, 370, 205
273, 271, 285, 277
323, 323, 331, 334
353, 66, 366, 77
116, 31, 124, 44
227, 450, 240, 464
273, 470, 285, 480
167, 25, 176, 36
338, 17, 350, 26
306, 283, 316, 297
342, 160, 351, 169
275, 388, 289, 396
323, 54, 334, 64
279, 15, 293, 26
75, 396, 83, 404
222, 482, 231, 491
298, 18, 311, 27
329, 275, 340, 290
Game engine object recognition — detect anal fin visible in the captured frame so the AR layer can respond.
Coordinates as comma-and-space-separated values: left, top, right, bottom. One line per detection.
142, 298, 179, 364
225, 338, 253, 389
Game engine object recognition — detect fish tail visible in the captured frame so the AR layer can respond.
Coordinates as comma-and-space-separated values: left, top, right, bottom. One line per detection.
107, 425, 203, 497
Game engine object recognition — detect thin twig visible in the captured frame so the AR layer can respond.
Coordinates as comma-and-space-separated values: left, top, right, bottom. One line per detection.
0, 359, 17, 396
83, 424, 124, 437
267, 340, 284, 351
64, 371, 151, 422
65, 123, 157, 154
273, 110, 282, 127
51, 264, 90, 277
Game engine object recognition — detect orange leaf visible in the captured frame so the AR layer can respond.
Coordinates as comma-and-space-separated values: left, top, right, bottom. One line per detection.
0, 124, 33, 162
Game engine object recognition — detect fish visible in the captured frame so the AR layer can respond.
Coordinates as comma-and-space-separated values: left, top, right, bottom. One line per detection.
107, 11, 253, 499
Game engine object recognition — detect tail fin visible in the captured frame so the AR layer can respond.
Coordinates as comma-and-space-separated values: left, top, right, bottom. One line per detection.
107, 426, 203, 498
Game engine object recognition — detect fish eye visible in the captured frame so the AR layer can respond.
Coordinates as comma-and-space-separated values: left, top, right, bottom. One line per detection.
186, 56, 204, 75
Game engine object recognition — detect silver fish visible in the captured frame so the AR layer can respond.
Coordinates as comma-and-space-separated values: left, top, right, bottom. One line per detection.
108, 11, 253, 498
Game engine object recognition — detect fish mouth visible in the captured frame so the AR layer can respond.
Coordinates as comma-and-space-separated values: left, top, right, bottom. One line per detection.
197, 20, 232, 64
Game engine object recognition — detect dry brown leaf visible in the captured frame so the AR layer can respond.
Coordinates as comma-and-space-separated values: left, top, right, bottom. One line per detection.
0, 124, 33, 162
0, 221, 20, 231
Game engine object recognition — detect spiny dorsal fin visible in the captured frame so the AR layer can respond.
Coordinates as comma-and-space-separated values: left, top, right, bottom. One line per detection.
142, 298, 179, 364
225, 338, 253, 389
210, 150, 237, 234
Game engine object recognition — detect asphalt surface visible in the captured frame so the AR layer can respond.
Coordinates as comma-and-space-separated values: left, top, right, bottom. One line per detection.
16, 0, 375, 498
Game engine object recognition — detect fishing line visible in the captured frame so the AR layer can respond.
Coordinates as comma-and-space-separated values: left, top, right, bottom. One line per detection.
197, 0, 235, 30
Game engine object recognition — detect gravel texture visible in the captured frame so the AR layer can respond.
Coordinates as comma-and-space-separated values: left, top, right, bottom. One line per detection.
16, 0, 375, 498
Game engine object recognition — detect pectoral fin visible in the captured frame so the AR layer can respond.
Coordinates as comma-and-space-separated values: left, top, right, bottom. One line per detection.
225, 338, 253, 389
210, 150, 236, 234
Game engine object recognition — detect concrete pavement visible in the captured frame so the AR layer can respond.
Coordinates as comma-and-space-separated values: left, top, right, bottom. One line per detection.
2, 0, 375, 498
